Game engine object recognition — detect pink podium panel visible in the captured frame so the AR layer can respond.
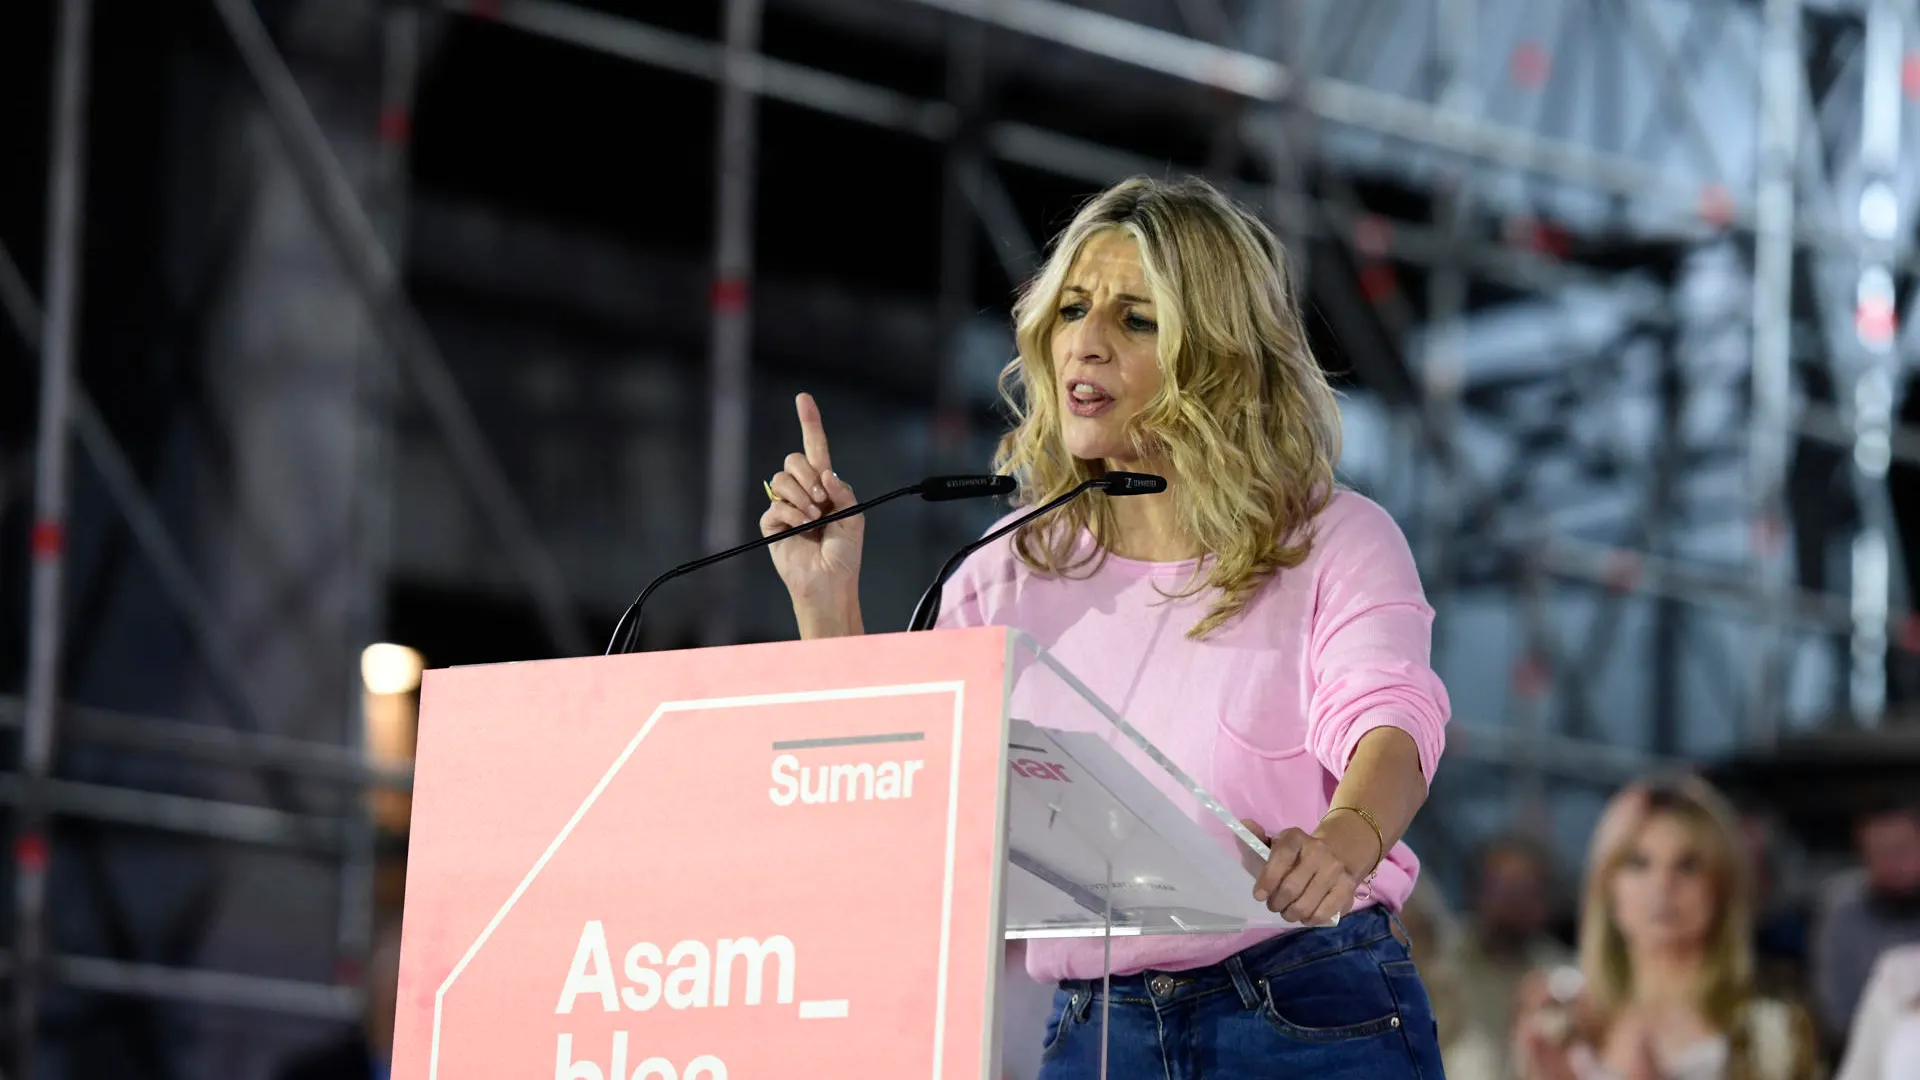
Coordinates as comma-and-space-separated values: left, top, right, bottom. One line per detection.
391, 629, 1015, 1080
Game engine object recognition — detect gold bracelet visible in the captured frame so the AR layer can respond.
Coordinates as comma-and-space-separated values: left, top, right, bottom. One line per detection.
1322, 805, 1386, 881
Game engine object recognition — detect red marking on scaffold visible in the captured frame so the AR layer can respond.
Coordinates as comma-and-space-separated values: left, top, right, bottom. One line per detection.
1352, 215, 1394, 259
1505, 215, 1571, 259
1856, 298, 1897, 349
1602, 550, 1642, 593
30, 520, 64, 559
1903, 53, 1920, 100
1512, 654, 1550, 700
1750, 513, 1785, 556
710, 277, 749, 314
14, 834, 48, 873
1698, 185, 1735, 228
1359, 262, 1398, 304
378, 108, 412, 145
1509, 42, 1551, 88
1533, 223, 1570, 259
1898, 614, 1920, 655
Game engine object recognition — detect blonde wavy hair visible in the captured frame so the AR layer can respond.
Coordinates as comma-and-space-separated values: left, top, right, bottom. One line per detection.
994, 176, 1342, 637
1579, 775, 1755, 1033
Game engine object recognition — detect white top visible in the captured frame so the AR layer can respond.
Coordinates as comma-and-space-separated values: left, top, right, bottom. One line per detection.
1882, 1015, 1920, 1080
1837, 944, 1920, 1080
1578, 1037, 1728, 1080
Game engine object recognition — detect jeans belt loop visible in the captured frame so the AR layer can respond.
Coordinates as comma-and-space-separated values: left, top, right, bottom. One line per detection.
1386, 908, 1414, 951
1222, 953, 1262, 1011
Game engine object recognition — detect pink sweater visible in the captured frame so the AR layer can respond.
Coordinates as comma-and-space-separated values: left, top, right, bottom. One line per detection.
937, 490, 1450, 982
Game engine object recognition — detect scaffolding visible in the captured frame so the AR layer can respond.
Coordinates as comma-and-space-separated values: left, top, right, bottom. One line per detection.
7, 0, 1918, 1069
438, 0, 1920, 700
4, 0, 590, 1067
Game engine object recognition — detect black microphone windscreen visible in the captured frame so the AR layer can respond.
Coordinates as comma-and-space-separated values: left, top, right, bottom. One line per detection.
918, 475, 1017, 502
1099, 472, 1168, 495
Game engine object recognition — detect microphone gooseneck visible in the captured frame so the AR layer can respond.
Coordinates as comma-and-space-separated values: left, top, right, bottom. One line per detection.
904, 471, 1169, 632
607, 474, 1015, 655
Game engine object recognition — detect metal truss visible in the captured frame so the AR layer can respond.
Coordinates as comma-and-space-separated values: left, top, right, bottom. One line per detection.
697, 0, 1909, 828
5, 0, 584, 1059
446, 0, 1917, 709
207, 0, 589, 658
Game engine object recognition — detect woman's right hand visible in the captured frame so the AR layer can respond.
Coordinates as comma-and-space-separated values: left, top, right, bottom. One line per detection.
761, 393, 865, 638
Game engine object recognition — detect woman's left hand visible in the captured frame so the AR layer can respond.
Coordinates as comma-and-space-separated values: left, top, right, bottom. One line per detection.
1246, 822, 1364, 925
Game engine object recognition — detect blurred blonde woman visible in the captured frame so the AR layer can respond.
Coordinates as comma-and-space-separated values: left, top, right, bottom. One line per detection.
1515, 776, 1820, 1080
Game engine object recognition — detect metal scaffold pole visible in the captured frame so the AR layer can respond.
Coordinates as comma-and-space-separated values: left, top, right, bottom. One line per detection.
932, 17, 988, 473
1747, 0, 1802, 743
1844, 0, 1905, 725
16, 0, 95, 1072
698, 0, 765, 647
1422, 0, 1478, 598
335, 0, 426, 967
923, 15, 992, 563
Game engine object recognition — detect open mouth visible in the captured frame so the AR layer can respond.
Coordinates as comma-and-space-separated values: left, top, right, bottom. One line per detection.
1065, 379, 1115, 418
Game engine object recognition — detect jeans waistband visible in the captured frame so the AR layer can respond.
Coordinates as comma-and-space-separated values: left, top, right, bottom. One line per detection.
1056, 907, 1402, 1010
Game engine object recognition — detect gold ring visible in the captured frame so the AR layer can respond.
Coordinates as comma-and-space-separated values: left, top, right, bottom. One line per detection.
763, 479, 780, 503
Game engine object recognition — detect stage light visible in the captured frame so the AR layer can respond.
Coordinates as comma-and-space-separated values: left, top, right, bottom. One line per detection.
361, 643, 424, 696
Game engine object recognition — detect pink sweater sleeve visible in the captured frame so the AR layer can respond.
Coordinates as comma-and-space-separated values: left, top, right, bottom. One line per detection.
1304, 497, 1451, 785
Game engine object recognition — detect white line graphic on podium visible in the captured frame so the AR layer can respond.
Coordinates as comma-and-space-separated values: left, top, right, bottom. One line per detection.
426, 681, 969, 1080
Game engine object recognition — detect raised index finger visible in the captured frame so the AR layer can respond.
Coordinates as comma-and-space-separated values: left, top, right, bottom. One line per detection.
795, 392, 833, 474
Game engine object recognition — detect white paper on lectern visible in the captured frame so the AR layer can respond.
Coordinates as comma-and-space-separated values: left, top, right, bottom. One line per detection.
1002, 720, 1299, 938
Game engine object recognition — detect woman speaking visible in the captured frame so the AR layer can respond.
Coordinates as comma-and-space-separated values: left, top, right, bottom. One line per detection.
760, 176, 1451, 1078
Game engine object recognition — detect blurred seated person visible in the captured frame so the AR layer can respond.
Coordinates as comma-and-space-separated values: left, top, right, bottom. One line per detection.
1834, 943, 1920, 1080
1455, 832, 1575, 1067
275, 920, 401, 1080
1513, 776, 1819, 1080
1811, 801, 1920, 1054
1400, 881, 1508, 1079
1739, 811, 1813, 1001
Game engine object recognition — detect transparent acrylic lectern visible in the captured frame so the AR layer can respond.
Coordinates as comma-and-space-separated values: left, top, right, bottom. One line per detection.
998, 631, 1303, 1076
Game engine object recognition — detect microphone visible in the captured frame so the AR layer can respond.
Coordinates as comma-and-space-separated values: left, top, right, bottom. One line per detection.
606, 474, 1016, 655
919, 475, 1021, 502
904, 471, 1168, 632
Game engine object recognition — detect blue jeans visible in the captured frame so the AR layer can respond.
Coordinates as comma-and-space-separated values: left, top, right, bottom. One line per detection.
1036, 908, 1444, 1080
